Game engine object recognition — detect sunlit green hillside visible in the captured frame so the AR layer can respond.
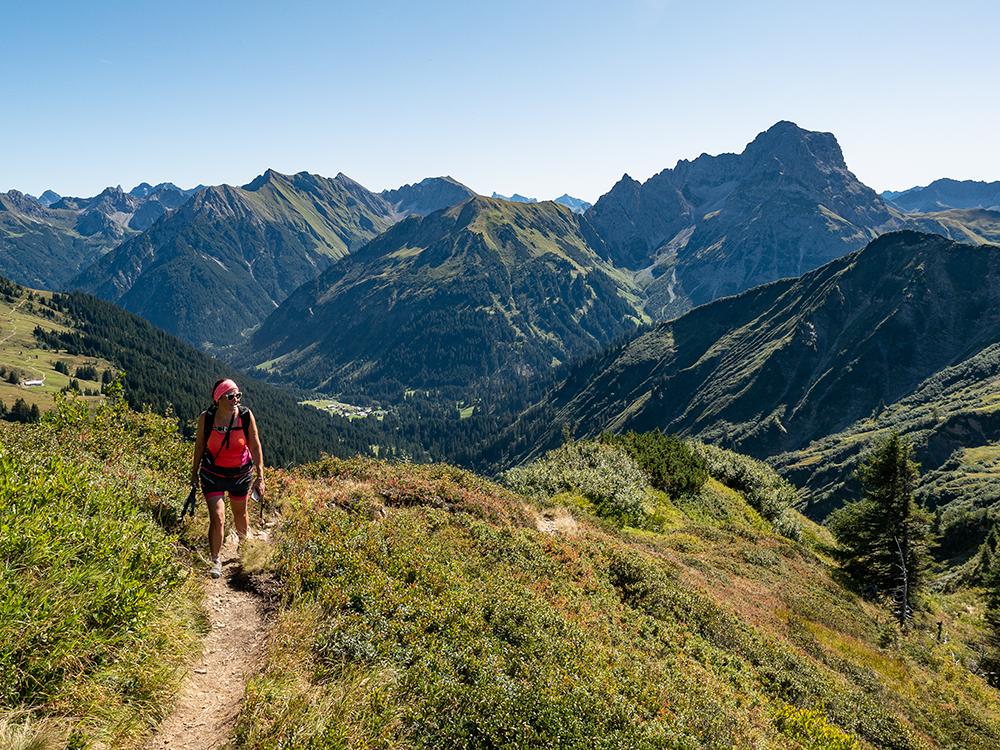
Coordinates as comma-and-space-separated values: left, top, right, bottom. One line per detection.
5, 387, 1000, 748
234, 446, 1000, 749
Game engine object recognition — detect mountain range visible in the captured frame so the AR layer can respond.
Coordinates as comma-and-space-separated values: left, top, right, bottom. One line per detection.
7, 120, 998, 370
884, 178, 1000, 213
0, 183, 199, 291
219, 122, 1000, 412
237, 196, 643, 396
7, 121, 1000, 519
68, 170, 400, 352
490, 230, 1000, 519
492, 192, 593, 214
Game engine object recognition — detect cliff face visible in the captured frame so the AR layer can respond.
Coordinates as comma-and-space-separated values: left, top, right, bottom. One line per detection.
587, 121, 899, 318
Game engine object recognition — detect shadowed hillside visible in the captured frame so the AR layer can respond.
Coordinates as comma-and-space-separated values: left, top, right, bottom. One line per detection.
493, 232, 1000, 487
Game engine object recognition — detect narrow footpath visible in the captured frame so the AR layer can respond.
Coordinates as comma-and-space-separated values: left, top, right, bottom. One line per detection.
143, 533, 267, 750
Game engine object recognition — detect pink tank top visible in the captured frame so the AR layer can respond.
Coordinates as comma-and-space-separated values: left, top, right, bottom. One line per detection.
206, 413, 251, 467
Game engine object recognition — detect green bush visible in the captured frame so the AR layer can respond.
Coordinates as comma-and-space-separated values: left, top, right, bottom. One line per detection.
501, 440, 650, 527
692, 442, 802, 540
0, 379, 198, 746
602, 430, 708, 496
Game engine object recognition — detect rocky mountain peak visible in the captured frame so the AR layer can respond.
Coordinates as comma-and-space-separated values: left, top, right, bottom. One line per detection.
1, 190, 50, 219
382, 176, 477, 219
242, 169, 284, 192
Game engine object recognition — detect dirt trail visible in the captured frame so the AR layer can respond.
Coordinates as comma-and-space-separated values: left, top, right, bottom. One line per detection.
143, 533, 267, 750
0, 296, 26, 345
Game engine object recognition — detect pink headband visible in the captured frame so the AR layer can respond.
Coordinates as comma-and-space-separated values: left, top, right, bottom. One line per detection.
213, 379, 239, 403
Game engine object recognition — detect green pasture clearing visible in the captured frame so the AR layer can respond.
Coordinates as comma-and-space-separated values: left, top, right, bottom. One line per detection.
0, 293, 113, 413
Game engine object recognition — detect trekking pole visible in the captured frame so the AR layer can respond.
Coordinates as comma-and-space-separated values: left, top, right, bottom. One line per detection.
182, 487, 197, 518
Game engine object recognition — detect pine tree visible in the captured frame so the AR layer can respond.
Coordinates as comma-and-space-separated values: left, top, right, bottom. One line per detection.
828, 431, 935, 597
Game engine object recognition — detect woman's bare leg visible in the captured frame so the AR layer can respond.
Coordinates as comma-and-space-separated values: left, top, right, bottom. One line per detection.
230, 495, 249, 540
207, 495, 225, 560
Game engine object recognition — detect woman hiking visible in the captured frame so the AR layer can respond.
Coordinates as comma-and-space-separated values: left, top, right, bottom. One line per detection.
190, 378, 265, 578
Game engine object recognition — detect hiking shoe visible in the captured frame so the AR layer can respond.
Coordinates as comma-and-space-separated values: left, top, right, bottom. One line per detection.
210, 559, 222, 578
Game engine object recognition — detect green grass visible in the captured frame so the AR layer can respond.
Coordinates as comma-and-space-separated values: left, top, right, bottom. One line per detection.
0, 291, 113, 415
233, 448, 1000, 750
0, 387, 202, 748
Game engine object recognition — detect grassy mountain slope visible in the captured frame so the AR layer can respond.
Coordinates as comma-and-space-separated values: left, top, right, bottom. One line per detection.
905, 208, 1000, 246
7, 368, 1000, 748
496, 232, 1000, 483
69, 170, 397, 352
0, 274, 427, 467
770, 340, 1000, 521
236, 449, 1000, 749
241, 196, 647, 398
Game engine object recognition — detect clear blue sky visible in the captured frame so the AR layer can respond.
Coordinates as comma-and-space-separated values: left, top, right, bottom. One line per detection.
3, 0, 998, 203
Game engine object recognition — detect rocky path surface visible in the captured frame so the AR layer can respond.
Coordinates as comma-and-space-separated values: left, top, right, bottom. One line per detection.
143, 534, 267, 750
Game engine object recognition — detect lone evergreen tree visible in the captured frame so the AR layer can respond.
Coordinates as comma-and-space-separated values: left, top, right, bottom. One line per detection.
828, 431, 934, 596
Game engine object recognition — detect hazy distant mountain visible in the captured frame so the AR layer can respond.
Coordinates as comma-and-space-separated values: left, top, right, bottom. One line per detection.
240, 196, 644, 397
25, 189, 62, 207
587, 121, 900, 319
492, 192, 538, 204
883, 179, 1000, 213
381, 176, 477, 219
554, 194, 592, 214
69, 169, 397, 351
130, 181, 204, 199
492, 193, 591, 213
499, 231, 1000, 501
50, 184, 195, 234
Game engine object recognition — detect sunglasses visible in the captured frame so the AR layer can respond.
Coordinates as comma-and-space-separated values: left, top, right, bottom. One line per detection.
226, 392, 242, 401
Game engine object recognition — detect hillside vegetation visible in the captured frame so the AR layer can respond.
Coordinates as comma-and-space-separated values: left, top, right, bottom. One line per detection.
6, 373, 1000, 747
193, 441, 1000, 748
0, 275, 433, 467
0, 387, 201, 749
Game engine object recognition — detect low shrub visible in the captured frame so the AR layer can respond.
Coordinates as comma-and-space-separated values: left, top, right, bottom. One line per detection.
500, 441, 650, 527
692, 442, 802, 540
0, 380, 199, 746
602, 429, 708, 496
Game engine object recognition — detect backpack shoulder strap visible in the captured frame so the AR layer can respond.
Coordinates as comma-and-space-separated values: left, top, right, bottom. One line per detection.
202, 405, 218, 445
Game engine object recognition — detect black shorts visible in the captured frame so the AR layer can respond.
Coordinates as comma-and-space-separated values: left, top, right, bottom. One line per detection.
200, 464, 253, 499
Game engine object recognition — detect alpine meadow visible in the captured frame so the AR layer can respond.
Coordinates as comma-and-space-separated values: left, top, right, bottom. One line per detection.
8, 120, 1000, 749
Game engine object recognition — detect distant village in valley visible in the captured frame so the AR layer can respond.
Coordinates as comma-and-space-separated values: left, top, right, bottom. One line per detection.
304, 399, 389, 420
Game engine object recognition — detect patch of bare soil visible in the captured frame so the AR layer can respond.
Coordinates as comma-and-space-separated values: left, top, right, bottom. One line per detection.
142, 533, 267, 750
531, 505, 579, 536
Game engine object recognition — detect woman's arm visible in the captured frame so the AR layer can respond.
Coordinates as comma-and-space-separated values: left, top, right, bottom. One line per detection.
246, 410, 266, 496
191, 412, 207, 488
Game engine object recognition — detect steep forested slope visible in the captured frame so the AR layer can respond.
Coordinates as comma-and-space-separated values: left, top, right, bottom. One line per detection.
241, 197, 646, 399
